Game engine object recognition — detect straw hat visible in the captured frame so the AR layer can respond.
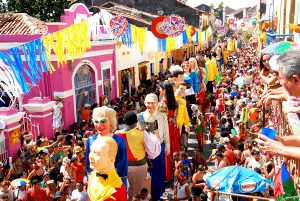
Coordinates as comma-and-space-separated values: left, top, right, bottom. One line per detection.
54, 96, 63, 102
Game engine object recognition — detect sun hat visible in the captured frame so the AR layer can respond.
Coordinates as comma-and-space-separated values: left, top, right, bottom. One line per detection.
74, 146, 82, 153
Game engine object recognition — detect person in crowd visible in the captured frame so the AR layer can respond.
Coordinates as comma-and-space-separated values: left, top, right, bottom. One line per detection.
53, 96, 64, 134
181, 151, 191, 181
137, 93, 170, 200
70, 181, 88, 201
258, 48, 300, 160
116, 111, 150, 200
191, 148, 207, 175
246, 150, 265, 170
139, 188, 152, 201
174, 173, 191, 201
158, 82, 180, 183
85, 106, 128, 188
191, 165, 206, 201
209, 109, 219, 144
174, 82, 190, 151
195, 114, 205, 151
78, 104, 92, 122
26, 179, 48, 201
13, 183, 27, 201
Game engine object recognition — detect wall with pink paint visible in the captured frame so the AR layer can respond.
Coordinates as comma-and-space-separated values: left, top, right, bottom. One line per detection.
0, 3, 117, 140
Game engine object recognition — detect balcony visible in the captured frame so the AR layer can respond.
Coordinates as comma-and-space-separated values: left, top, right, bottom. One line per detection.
278, 101, 300, 194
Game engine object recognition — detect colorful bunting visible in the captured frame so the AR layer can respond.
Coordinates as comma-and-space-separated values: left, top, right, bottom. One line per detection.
166, 37, 176, 52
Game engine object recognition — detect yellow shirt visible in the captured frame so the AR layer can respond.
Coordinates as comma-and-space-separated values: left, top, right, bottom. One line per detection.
116, 128, 146, 161
88, 169, 123, 201
175, 96, 190, 128
206, 60, 219, 81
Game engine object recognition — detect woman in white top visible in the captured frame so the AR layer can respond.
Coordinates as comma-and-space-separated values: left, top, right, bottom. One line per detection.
53, 96, 64, 133
174, 173, 191, 201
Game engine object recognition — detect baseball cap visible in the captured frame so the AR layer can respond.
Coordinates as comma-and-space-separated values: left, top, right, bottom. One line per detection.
84, 104, 90, 108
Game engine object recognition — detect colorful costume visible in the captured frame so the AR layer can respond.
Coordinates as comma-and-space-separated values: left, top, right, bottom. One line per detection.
137, 110, 169, 200
88, 169, 126, 201
85, 134, 128, 188
158, 100, 180, 182
116, 128, 149, 200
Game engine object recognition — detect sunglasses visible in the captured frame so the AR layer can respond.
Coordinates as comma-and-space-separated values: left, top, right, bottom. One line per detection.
93, 118, 108, 124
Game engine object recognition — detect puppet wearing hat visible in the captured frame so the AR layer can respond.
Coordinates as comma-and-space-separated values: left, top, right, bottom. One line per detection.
88, 136, 126, 201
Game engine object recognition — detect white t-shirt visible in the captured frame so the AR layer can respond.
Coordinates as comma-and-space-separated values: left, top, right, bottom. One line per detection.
71, 189, 88, 201
247, 157, 265, 170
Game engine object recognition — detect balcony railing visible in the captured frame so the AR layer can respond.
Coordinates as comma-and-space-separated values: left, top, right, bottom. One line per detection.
279, 101, 300, 195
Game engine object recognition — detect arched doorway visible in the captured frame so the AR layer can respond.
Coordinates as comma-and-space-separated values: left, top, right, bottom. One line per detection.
74, 64, 96, 122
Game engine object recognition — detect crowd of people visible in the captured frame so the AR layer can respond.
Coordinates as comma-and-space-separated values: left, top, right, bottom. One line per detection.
0, 36, 300, 201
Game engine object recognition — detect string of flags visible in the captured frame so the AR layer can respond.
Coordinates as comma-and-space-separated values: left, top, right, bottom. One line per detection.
0, 7, 214, 101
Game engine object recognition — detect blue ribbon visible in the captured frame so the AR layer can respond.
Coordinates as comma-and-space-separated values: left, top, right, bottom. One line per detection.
20, 40, 41, 84
157, 38, 166, 52
182, 30, 188, 45
196, 31, 198, 43
36, 39, 50, 73
121, 23, 132, 47
0, 51, 30, 93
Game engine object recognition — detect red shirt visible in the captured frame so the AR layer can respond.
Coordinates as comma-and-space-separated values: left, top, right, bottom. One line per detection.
26, 188, 48, 201
224, 150, 235, 166
72, 162, 85, 182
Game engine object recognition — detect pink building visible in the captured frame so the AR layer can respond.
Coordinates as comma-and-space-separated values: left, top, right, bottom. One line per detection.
0, 3, 117, 159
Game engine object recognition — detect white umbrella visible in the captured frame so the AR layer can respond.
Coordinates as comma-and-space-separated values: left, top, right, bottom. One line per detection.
233, 77, 251, 86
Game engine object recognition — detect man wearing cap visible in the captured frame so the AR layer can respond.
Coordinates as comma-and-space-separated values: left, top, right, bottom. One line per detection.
116, 111, 149, 201
137, 93, 170, 201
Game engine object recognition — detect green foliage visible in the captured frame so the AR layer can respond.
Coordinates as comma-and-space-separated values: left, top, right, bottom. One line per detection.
214, 11, 219, 17
0, 0, 72, 22
218, 2, 223, 10
209, 3, 214, 9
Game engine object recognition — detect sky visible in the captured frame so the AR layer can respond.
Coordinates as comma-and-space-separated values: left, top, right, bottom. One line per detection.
186, 0, 257, 10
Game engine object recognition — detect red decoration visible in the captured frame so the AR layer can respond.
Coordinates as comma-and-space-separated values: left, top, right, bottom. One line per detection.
265, 21, 269, 29
190, 26, 196, 36
151, 16, 168, 39
160, 14, 185, 37
228, 19, 234, 25
110, 16, 128, 37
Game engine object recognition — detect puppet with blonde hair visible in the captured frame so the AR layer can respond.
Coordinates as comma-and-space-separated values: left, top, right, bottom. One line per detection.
85, 106, 128, 188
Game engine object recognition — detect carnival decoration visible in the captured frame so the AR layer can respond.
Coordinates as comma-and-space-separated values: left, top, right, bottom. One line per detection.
206, 165, 270, 194
151, 16, 168, 39
0, 60, 23, 105
132, 25, 147, 51
241, 23, 245, 27
287, 23, 300, 33
160, 14, 185, 37
110, 15, 129, 37
187, 26, 196, 36
228, 19, 234, 25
